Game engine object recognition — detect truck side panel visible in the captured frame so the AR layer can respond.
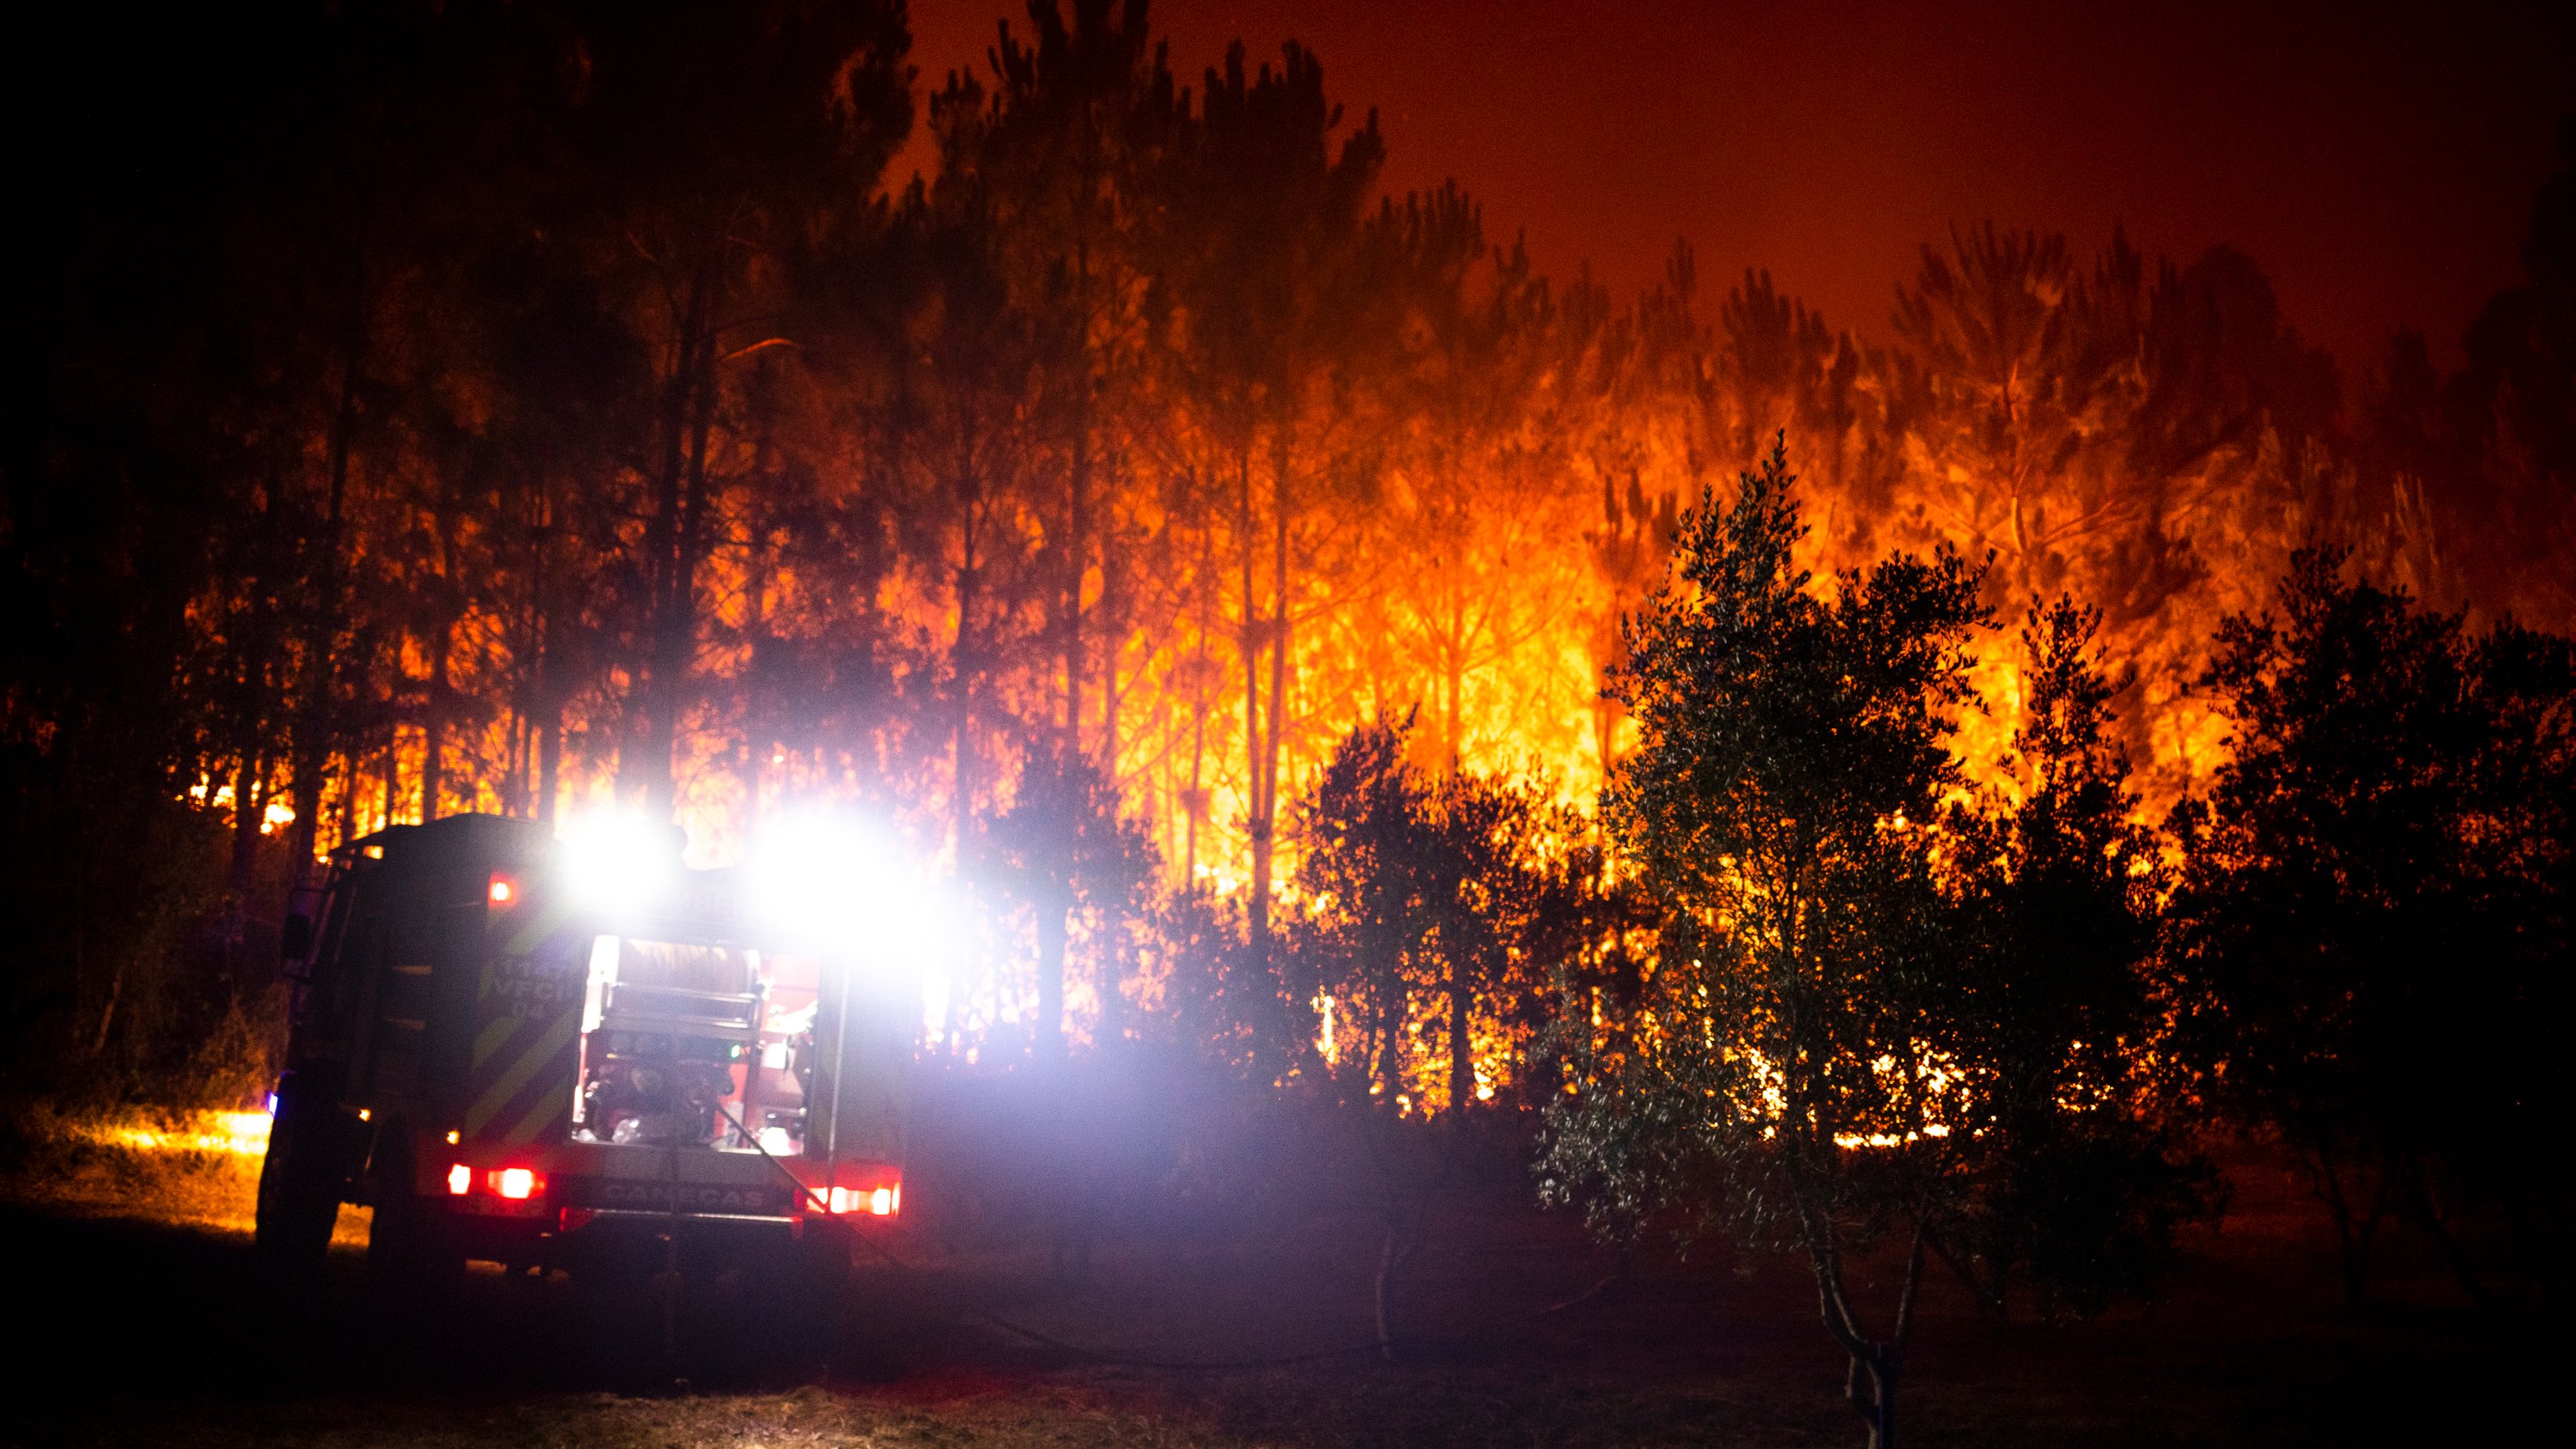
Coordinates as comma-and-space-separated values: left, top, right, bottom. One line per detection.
811, 979, 909, 1165
460, 908, 586, 1147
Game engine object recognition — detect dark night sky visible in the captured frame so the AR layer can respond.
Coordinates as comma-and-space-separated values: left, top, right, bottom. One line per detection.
900, 0, 2576, 380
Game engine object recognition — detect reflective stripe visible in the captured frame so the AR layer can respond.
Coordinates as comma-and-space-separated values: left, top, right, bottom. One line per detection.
499, 899, 578, 957
471, 1014, 518, 1069
498, 1075, 569, 1145
463, 1007, 579, 1135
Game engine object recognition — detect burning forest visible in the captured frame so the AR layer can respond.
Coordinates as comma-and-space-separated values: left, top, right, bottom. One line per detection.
3, 3, 2573, 1446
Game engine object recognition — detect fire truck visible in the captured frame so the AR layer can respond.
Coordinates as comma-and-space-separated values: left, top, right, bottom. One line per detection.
253, 813, 913, 1312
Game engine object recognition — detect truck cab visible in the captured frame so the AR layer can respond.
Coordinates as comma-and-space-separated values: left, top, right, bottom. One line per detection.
255, 813, 911, 1301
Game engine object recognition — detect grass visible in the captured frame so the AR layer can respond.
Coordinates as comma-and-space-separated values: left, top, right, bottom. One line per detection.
0, 1097, 370, 1245
0, 1097, 267, 1230
73, 1383, 1237, 1449
0, 1105, 2542, 1448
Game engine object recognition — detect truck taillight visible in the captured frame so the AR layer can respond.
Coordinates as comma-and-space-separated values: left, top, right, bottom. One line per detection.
827, 1182, 899, 1217
487, 872, 518, 906
447, 1162, 544, 1201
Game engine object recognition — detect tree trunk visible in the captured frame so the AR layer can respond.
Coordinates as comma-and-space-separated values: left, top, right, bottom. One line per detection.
1064, 395, 1089, 750
1099, 447, 1122, 782
1182, 525, 1214, 886
1848, 1341, 1903, 1449
423, 606, 454, 822
1181, 704, 1206, 887
2306, 1147, 2386, 1309
380, 734, 399, 828
631, 235, 718, 819
1374, 1208, 1408, 1360
1364, 1106, 1421, 1361
1096, 924, 1125, 1049
536, 707, 561, 827
420, 709, 442, 823
951, 510, 981, 862
516, 468, 550, 822
333, 750, 355, 849
649, 308, 720, 826
1236, 447, 1277, 1034
1448, 964, 1473, 1118
1255, 448, 1292, 1040
88, 953, 121, 1060
1806, 1214, 1925, 1449
228, 753, 264, 900
1036, 895, 1069, 1060
285, 203, 369, 884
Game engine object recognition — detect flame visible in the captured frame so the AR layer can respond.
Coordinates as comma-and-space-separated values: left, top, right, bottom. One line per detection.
93, 1110, 273, 1158
183, 228, 2544, 1068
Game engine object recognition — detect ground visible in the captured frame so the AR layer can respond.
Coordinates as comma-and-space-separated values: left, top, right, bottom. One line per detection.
0, 1107, 2540, 1447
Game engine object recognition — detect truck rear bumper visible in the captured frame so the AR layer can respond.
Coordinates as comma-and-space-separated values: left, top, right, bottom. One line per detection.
415, 1196, 805, 1271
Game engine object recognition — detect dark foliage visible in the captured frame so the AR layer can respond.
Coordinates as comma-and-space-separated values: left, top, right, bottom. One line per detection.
2166, 550, 2575, 1307
3, 7, 2574, 1440
1937, 599, 2220, 1320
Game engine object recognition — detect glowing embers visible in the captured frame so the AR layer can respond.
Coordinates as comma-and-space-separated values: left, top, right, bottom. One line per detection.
96, 1109, 272, 1158
1832, 1124, 1953, 1149
184, 776, 298, 836
1728, 1045, 1971, 1150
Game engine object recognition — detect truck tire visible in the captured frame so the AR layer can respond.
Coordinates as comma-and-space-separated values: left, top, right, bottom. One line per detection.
760, 1223, 851, 1365
366, 1140, 462, 1297
253, 1074, 341, 1275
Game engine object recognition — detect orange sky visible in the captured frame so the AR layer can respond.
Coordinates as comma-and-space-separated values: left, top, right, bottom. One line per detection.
898, 0, 2576, 380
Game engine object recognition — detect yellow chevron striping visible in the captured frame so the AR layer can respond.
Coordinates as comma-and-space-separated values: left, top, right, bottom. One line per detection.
499, 1074, 570, 1145
463, 1008, 579, 1135
502, 902, 579, 957
471, 1014, 519, 1069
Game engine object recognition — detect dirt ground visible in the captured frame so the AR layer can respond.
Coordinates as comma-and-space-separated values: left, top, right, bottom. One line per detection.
0, 1115, 2544, 1448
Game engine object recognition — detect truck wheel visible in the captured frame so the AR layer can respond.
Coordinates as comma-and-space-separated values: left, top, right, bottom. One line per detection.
253, 1075, 341, 1275
762, 1224, 850, 1364
366, 1142, 461, 1297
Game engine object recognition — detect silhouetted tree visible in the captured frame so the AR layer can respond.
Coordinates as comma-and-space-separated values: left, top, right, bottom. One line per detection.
2444, 119, 2576, 625
1292, 713, 1587, 1354
1935, 598, 2219, 1318
2168, 550, 2574, 1306
988, 741, 1157, 1057
557, 0, 910, 820
1546, 443, 1987, 1447
1161, 39, 1385, 1002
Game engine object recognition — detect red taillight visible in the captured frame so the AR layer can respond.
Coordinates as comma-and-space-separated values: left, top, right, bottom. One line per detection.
447, 1163, 472, 1196
487, 873, 517, 906
825, 1178, 900, 1217
489, 1166, 542, 1200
